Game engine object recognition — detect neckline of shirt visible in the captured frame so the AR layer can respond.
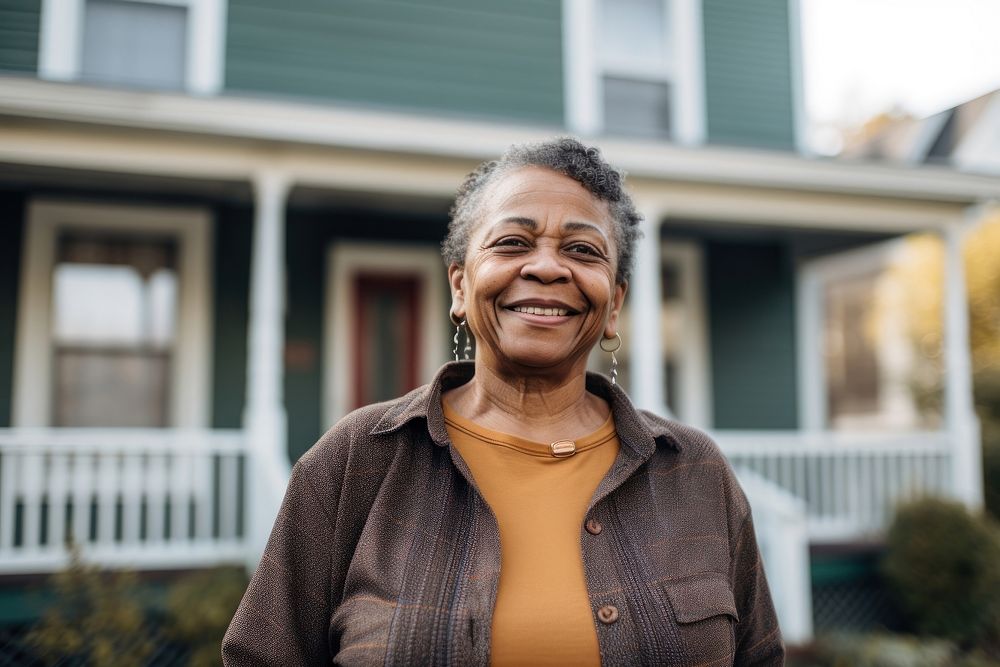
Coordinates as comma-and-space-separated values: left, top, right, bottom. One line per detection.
442, 400, 617, 458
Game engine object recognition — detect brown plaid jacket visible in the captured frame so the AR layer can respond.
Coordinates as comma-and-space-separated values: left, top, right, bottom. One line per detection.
223, 361, 784, 666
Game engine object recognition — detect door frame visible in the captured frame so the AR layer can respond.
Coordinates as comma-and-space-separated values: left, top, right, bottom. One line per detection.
323, 241, 447, 427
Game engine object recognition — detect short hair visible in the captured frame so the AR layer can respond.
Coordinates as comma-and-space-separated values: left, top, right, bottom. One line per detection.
442, 137, 642, 284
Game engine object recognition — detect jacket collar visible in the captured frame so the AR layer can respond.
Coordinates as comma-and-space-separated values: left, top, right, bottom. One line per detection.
370, 361, 682, 457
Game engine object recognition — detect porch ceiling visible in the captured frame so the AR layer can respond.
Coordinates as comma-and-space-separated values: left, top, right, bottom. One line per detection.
2, 76, 1000, 212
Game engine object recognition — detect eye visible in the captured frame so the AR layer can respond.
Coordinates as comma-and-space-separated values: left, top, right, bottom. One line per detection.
565, 242, 604, 258
491, 236, 530, 250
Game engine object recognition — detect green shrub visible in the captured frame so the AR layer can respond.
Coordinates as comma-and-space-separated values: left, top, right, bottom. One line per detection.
25, 547, 155, 667
882, 497, 1000, 646
982, 415, 1000, 522
164, 566, 248, 667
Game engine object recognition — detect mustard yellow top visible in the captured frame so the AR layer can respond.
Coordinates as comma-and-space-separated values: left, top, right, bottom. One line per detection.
443, 401, 621, 667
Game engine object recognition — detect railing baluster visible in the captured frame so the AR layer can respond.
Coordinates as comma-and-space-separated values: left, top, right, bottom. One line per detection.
70, 452, 94, 546
192, 453, 213, 542
96, 452, 120, 548
146, 453, 168, 544
22, 452, 44, 552
169, 452, 193, 543
219, 454, 239, 541
121, 453, 143, 546
48, 453, 69, 551
0, 451, 18, 551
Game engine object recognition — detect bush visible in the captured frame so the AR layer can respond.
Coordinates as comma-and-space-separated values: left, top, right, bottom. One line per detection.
164, 566, 248, 667
25, 547, 155, 667
882, 497, 1000, 646
982, 415, 1000, 522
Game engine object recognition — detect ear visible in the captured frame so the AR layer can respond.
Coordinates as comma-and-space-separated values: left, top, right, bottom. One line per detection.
604, 281, 627, 339
447, 263, 466, 323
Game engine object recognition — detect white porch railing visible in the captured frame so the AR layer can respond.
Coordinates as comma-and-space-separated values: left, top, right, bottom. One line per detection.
719, 431, 953, 542
0, 428, 250, 574
736, 468, 813, 645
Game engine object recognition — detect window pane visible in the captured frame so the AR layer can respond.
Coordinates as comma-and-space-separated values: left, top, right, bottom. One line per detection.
823, 262, 943, 431
603, 76, 672, 138
81, 0, 187, 90
598, 0, 669, 64
51, 234, 177, 427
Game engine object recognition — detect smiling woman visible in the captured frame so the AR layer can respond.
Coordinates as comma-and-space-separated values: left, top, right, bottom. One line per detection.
223, 138, 785, 666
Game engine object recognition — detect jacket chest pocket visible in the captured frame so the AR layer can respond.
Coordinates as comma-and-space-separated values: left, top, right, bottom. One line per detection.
662, 575, 739, 664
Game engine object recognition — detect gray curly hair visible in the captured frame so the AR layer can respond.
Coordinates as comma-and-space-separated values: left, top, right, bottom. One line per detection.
442, 137, 643, 285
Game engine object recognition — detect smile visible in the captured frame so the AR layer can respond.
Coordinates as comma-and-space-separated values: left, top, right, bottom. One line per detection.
509, 305, 571, 316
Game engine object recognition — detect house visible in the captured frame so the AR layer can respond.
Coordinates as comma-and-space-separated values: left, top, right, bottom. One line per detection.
1, 0, 998, 644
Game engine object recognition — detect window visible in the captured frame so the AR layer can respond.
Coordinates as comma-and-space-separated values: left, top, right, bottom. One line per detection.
14, 201, 212, 429
564, 0, 704, 144
81, 0, 188, 90
38, 0, 225, 94
52, 234, 178, 426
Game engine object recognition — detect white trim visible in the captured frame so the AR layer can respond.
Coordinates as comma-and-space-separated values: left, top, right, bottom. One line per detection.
796, 239, 907, 431
38, 0, 82, 82
3, 78, 1000, 205
37, 0, 225, 94
13, 200, 213, 429
943, 214, 982, 507
662, 240, 712, 428
563, 0, 600, 136
323, 242, 448, 427
563, 0, 705, 144
672, 0, 706, 146
787, 0, 810, 156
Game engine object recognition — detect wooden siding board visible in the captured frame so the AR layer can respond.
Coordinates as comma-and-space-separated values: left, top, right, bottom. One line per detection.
0, 0, 41, 73
211, 205, 251, 430
0, 192, 25, 427
702, 0, 796, 149
706, 240, 798, 429
225, 0, 564, 124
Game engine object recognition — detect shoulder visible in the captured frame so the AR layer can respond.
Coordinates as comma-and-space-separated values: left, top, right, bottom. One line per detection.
637, 409, 751, 518
295, 388, 426, 479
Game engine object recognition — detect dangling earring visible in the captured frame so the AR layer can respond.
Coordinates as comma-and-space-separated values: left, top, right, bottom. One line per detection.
600, 333, 622, 385
453, 319, 472, 361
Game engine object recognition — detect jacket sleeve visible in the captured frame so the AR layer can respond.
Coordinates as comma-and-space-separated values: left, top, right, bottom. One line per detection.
731, 512, 785, 666
222, 459, 338, 666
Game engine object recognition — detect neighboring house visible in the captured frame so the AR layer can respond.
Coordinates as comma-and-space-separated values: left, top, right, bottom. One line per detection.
842, 88, 1000, 175
1, 0, 998, 643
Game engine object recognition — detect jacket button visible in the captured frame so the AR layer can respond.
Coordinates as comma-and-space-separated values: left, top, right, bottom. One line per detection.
585, 518, 603, 535
597, 605, 619, 624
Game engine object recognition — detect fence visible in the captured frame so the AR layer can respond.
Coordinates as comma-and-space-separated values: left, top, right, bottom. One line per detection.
719, 431, 953, 542
0, 428, 248, 573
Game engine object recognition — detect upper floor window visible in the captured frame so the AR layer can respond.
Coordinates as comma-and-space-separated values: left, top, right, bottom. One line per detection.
38, 0, 225, 94
564, 0, 705, 145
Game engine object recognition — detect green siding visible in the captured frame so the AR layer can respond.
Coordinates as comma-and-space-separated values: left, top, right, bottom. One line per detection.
284, 205, 449, 463
702, 0, 796, 150
706, 240, 798, 429
0, 192, 25, 427
211, 205, 252, 429
225, 0, 564, 125
0, 0, 40, 74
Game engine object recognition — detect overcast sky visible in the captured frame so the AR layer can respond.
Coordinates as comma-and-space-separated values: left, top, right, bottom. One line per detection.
801, 0, 1000, 151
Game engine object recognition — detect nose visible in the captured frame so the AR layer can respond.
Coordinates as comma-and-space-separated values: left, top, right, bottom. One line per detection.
520, 245, 571, 283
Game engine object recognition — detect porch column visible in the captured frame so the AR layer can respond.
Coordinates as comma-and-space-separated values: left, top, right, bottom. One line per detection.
943, 211, 982, 508
629, 206, 667, 414
244, 169, 292, 568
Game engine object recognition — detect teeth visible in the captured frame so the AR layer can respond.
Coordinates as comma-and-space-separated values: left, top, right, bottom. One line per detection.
512, 305, 569, 316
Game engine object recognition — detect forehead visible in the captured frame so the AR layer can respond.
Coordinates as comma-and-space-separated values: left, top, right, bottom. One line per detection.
478, 166, 613, 229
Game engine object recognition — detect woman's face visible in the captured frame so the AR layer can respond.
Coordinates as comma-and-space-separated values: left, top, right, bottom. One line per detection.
449, 166, 627, 376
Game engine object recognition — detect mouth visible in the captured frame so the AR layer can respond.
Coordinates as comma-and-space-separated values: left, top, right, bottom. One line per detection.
504, 300, 582, 317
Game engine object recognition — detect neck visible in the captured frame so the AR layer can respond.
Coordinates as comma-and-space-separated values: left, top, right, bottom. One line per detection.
446, 355, 609, 442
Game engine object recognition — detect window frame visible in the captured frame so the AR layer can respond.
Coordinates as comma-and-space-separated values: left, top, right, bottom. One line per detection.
37, 0, 226, 94
563, 0, 706, 145
13, 200, 213, 428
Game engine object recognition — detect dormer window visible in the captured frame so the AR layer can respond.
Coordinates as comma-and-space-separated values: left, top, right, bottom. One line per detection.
38, 0, 225, 94
564, 0, 705, 145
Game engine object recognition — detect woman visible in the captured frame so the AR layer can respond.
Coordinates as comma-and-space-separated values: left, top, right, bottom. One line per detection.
223, 138, 784, 666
